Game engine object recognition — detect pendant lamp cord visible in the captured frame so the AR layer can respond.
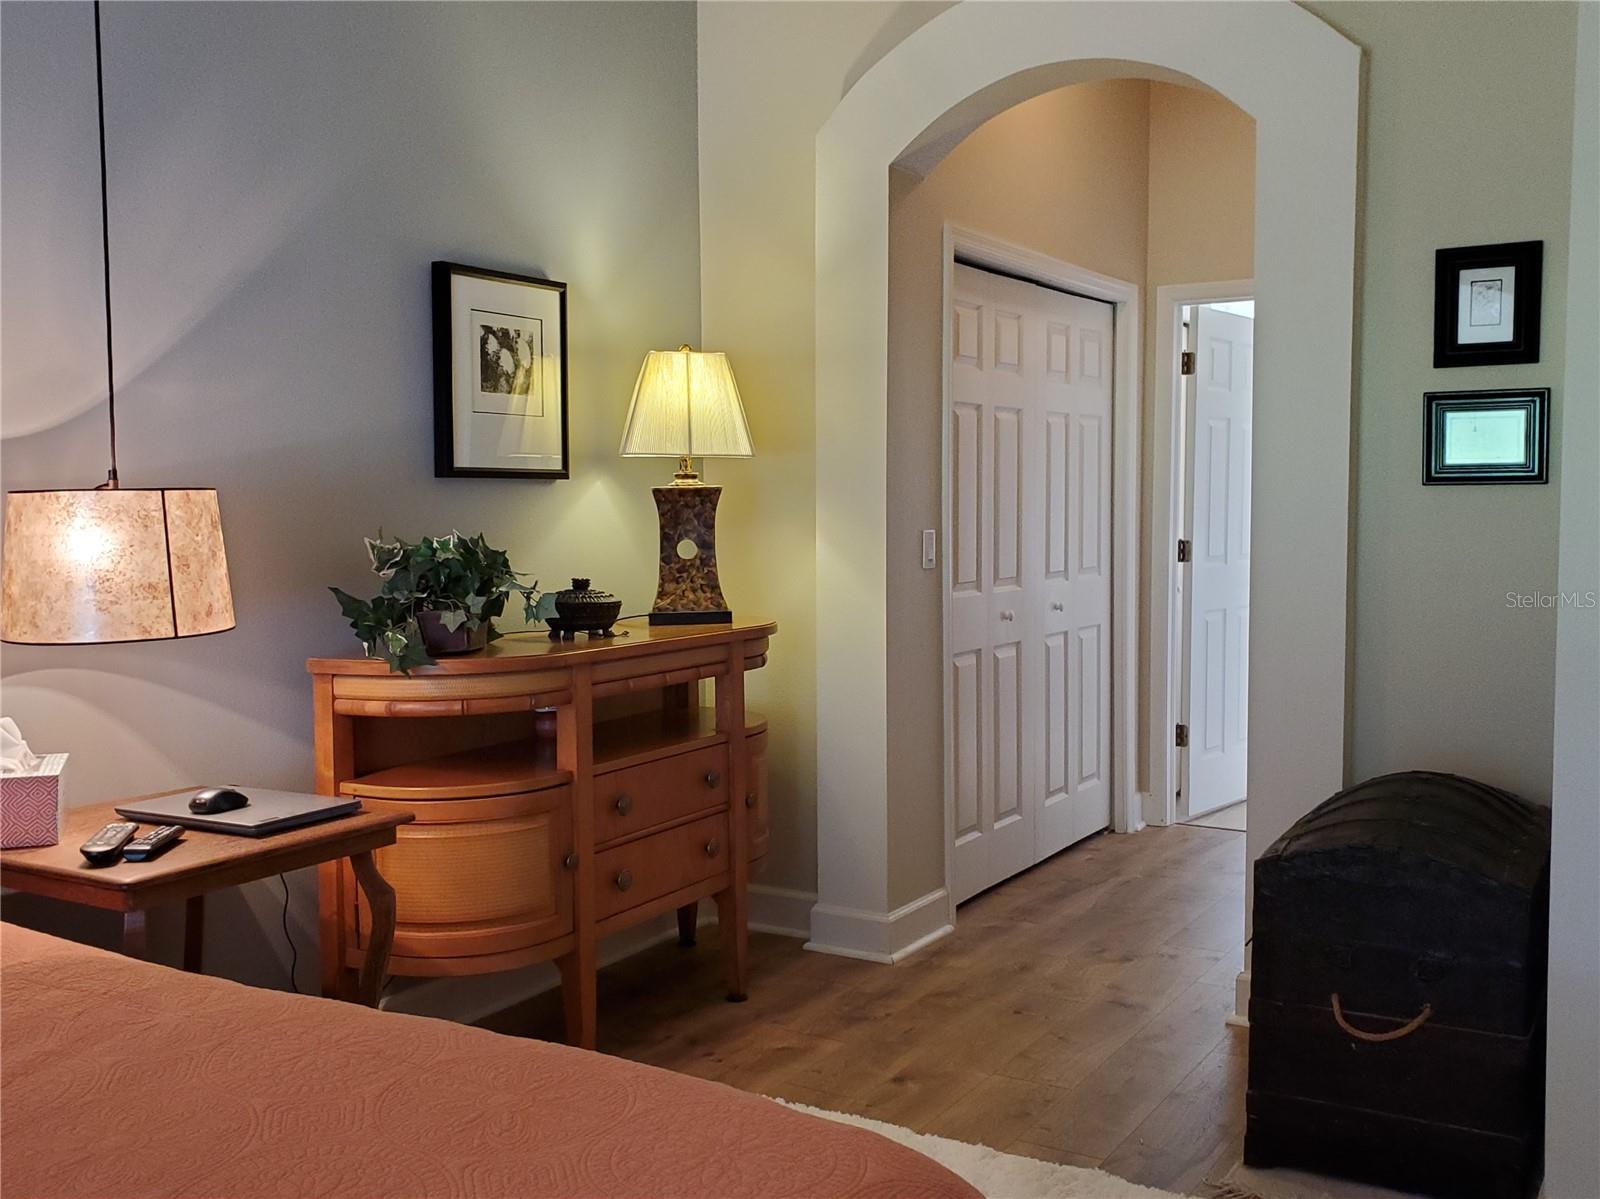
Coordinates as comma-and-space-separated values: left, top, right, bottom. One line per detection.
93, 0, 118, 490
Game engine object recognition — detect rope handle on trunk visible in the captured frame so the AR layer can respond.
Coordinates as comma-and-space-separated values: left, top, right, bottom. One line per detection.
1331, 993, 1433, 1042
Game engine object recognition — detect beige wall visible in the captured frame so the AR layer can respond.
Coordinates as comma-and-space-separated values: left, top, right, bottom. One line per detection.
698, 2, 944, 903
883, 79, 1254, 902
700, 0, 1576, 910
885, 80, 1253, 905
887, 80, 1155, 904
1146, 84, 1258, 290
0, 0, 702, 991
1140, 84, 1257, 795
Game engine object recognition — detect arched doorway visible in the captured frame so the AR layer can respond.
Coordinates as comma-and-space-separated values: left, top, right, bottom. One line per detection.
810, 1, 1361, 961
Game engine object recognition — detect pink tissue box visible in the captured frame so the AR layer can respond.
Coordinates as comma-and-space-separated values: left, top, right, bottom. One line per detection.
1, 754, 67, 849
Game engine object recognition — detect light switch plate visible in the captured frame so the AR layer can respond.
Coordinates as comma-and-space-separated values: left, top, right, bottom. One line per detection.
921, 529, 937, 570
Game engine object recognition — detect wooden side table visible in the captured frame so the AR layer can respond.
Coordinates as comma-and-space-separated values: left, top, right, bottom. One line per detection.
0, 791, 411, 1006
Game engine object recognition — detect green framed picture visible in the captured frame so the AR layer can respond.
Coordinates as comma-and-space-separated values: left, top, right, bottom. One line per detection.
1423, 388, 1550, 485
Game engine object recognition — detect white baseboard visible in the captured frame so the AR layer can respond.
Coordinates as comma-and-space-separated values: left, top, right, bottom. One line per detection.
749, 884, 815, 939
805, 887, 953, 964
1225, 968, 1251, 1028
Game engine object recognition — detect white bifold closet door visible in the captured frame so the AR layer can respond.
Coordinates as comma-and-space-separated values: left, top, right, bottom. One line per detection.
949, 263, 1113, 905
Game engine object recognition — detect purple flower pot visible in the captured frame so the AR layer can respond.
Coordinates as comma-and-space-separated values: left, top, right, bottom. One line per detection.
416, 609, 489, 656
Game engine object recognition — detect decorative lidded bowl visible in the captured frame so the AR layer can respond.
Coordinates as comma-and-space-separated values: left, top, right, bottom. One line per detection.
549, 578, 622, 639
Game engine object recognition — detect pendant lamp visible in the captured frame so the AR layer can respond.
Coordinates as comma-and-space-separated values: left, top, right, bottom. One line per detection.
1, 2, 234, 645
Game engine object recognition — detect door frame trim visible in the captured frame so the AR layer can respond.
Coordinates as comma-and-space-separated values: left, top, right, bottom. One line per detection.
1149, 279, 1255, 828
941, 224, 1142, 918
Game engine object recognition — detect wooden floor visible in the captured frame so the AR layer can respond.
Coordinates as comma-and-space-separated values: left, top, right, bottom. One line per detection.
484, 822, 1248, 1197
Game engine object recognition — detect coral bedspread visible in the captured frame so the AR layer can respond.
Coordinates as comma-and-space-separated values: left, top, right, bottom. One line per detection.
1, 923, 977, 1199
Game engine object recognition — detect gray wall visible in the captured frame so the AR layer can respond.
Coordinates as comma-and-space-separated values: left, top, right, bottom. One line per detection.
0, 0, 701, 990
1308, 0, 1576, 800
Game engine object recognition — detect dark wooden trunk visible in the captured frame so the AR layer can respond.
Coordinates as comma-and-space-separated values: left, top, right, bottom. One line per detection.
1245, 771, 1550, 1199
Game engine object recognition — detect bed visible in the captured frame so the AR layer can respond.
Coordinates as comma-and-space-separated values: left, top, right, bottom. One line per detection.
1, 923, 978, 1199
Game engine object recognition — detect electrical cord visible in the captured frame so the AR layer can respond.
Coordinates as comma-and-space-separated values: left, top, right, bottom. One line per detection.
505, 615, 645, 638
279, 874, 299, 994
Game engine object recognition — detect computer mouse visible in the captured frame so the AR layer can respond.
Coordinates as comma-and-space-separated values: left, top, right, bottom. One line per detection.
190, 786, 250, 814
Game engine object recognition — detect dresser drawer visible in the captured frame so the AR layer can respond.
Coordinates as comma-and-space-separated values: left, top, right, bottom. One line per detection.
353, 788, 574, 957
594, 744, 728, 846
594, 811, 730, 921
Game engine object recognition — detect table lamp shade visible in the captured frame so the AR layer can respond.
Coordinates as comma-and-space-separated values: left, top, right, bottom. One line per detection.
619, 349, 753, 459
2, 488, 234, 644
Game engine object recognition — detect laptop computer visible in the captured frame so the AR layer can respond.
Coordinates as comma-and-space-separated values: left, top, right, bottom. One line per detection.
115, 788, 362, 837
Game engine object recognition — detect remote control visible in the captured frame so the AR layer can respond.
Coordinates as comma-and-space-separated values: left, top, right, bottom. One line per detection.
80, 822, 139, 866
121, 824, 184, 863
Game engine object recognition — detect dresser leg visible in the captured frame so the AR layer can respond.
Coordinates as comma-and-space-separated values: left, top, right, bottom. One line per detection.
349, 851, 395, 1008
676, 902, 698, 948
557, 943, 597, 1050
714, 888, 748, 1002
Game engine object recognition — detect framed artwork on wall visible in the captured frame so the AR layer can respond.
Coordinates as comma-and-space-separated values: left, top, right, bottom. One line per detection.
1423, 388, 1550, 485
1433, 241, 1542, 368
433, 262, 569, 479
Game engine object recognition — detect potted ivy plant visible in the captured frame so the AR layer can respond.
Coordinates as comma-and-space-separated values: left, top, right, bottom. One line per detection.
330, 531, 541, 672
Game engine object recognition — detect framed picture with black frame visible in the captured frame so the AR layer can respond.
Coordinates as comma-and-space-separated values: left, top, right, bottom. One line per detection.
1433, 241, 1542, 368
433, 261, 569, 479
1423, 388, 1550, 485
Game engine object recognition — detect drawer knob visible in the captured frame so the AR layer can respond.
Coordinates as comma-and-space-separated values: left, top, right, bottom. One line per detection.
613, 794, 634, 817
704, 838, 721, 858
744, 792, 756, 809
614, 869, 633, 892
704, 769, 721, 788
563, 852, 578, 870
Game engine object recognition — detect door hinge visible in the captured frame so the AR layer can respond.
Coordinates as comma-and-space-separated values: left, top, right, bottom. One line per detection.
1180, 350, 1196, 376
1175, 723, 1189, 748
1177, 538, 1192, 563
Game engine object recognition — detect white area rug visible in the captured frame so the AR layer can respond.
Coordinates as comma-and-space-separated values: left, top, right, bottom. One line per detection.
1215, 1163, 1422, 1199
775, 1100, 1183, 1199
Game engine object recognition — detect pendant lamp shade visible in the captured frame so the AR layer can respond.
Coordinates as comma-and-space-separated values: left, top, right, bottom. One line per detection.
0, 4, 235, 647
619, 348, 754, 460
1, 488, 234, 644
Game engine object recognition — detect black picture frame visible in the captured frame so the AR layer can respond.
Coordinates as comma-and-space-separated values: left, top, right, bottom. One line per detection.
1423, 388, 1550, 485
1433, 241, 1542, 368
432, 261, 570, 480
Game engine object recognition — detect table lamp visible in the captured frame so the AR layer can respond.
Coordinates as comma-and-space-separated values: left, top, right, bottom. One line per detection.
619, 346, 753, 624
0, 2, 233, 645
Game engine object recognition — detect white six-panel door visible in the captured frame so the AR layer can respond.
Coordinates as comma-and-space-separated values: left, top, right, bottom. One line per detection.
1182, 304, 1253, 818
950, 264, 1113, 904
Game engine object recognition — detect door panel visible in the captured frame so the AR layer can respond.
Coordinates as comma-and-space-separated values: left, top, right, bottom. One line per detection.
1182, 304, 1253, 818
951, 264, 1113, 903
993, 406, 1023, 588
950, 267, 1035, 902
1037, 288, 1113, 864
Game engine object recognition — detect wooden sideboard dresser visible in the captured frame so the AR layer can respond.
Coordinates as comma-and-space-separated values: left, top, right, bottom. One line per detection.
307, 618, 774, 1049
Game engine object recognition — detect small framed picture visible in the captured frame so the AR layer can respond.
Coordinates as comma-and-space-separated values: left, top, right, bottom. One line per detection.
1433, 241, 1542, 367
433, 261, 569, 479
1423, 388, 1550, 485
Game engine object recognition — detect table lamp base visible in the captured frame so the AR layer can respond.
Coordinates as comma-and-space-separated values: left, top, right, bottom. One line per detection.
649, 484, 733, 625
